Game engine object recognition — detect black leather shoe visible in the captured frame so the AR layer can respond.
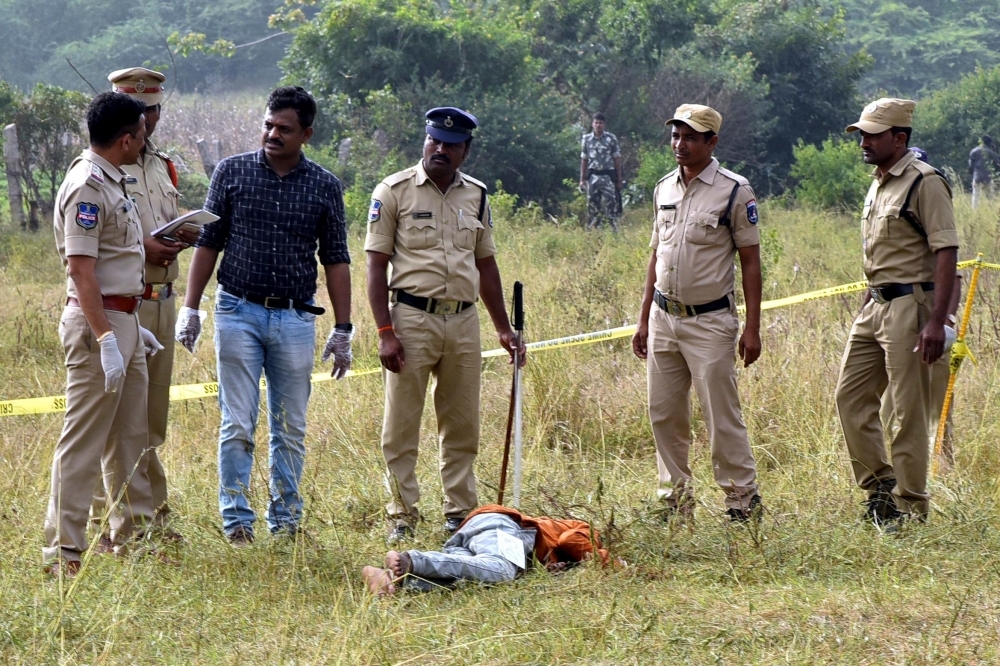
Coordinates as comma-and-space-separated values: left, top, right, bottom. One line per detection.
864, 482, 901, 527
444, 516, 466, 534
727, 495, 763, 523
386, 524, 414, 544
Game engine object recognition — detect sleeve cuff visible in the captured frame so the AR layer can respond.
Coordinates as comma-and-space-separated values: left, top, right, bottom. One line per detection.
927, 230, 959, 253
733, 229, 761, 248
64, 236, 99, 258
320, 252, 351, 265
364, 233, 395, 255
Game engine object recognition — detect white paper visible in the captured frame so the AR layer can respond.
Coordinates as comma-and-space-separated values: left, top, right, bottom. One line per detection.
495, 529, 526, 570
151, 209, 219, 240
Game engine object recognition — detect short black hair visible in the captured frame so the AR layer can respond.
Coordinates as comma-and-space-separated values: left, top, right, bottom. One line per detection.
984, 134, 995, 147
891, 126, 912, 147
87, 92, 145, 148
593, 112, 606, 122
267, 86, 317, 129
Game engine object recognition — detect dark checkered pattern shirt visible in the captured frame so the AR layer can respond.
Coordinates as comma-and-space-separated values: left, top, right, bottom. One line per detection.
198, 149, 350, 301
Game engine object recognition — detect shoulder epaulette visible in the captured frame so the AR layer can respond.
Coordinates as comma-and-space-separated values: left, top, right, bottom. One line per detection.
655, 169, 680, 186
461, 173, 487, 191
716, 166, 750, 188
899, 161, 952, 239
86, 162, 106, 190
382, 167, 418, 188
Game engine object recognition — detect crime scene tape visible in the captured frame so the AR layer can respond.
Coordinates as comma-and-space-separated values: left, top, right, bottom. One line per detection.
1, 263, 996, 418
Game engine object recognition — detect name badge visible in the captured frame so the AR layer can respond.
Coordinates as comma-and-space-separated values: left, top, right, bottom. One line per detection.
412, 211, 433, 219
659, 204, 676, 210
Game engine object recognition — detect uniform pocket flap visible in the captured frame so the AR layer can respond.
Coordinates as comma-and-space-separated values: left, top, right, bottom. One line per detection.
694, 211, 719, 228
404, 214, 437, 231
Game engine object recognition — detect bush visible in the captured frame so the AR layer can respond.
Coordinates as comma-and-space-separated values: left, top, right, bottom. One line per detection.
790, 137, 870, 212
632, 145, 676, 203
175, 170, 210, 210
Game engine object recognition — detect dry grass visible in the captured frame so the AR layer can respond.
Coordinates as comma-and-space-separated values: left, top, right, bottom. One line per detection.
3, 182, 1000, 663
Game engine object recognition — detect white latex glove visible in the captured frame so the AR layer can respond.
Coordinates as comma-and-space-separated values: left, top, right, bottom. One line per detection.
139, 326, 165, 356
99, 332, 126, 393
175, 306, 206, 354
321, 327, 354, 380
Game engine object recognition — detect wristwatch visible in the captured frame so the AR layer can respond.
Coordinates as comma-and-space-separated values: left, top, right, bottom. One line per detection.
334, 323, 354, 332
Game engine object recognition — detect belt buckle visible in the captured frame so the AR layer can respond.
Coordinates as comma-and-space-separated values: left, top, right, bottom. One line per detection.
148, 284, 166, 301
434, 300, 459, 315
869, 286, 887, 304
263, 296, 287, 309
666, 300, 684, 317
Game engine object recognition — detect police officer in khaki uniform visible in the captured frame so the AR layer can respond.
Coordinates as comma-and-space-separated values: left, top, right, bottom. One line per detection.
632, 104, 764, 522
88, 68, 191, 543
44, 92, 161, 575
366, 107, 525, 541
836, 98, 958, 529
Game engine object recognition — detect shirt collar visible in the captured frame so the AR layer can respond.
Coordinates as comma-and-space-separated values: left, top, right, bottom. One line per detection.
672, 157, 719, 187
255, 148, 310, 175
415, 160, 466, 191
876, 149, 916, 183
82, 149, 125, 183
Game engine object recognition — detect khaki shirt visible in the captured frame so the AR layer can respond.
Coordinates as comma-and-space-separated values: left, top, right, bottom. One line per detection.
364, 161, 496, 303
54, 150, 145, 298
123, 138, 181, 283
650, 158, 759, 305
861, 150, 959, 285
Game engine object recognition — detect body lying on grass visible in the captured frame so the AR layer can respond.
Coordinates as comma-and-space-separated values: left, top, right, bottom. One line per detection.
362, 504, 611, 595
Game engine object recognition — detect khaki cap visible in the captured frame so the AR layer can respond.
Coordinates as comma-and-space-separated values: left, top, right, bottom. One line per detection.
108, 67, 166, 106
666, 104, 722, 134
846, 98, 915, 134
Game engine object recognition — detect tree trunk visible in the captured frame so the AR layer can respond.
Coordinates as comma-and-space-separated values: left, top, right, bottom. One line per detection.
2, 124, 27, 230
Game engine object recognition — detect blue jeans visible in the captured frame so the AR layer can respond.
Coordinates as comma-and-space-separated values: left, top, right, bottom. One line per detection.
402, 513, 536, 592
214, 288, 316, 536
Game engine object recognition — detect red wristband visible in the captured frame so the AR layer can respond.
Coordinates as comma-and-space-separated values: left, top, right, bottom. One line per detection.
377, 325, 394, 334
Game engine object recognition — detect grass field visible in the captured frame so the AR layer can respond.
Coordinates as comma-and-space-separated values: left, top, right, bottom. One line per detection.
3, 192, 1000, 664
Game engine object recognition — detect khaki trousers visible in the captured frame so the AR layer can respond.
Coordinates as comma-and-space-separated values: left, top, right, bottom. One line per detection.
646, 306, 758, 510
43, 307, 152, 563
883, 351, 953, 463
91, 293, 176, 531
836, 292, 932, 516
381, 304, 481, 526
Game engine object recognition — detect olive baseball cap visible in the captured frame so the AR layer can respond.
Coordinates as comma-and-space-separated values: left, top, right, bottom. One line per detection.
666, 104, 722, 134
108, 67, 166, 107
845, 98, 915, 134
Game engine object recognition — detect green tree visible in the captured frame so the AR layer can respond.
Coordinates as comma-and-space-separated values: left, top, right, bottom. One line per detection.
699, 0, 870, 192
790, 136, 870, 211
11, 84, 89, 230
916, 64, 1000, 189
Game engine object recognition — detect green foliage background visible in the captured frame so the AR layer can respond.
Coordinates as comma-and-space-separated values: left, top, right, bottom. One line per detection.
3, 0, 1000, 212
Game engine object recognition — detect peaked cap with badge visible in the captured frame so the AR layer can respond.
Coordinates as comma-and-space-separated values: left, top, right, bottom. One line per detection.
845, 98, 915, 134
425, 107, 478, 143
109, 67, 166, 107
666, 104, 723, 134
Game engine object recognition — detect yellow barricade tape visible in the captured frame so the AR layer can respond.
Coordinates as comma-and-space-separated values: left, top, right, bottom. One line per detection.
0, 262, 992, 418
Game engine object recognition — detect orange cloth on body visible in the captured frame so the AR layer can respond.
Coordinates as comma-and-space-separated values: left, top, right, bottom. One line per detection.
462, 504, 611, 566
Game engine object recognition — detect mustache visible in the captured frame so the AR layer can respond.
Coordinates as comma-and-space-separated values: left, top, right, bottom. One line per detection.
430, 154, 451, 163
266, 139, 284, 147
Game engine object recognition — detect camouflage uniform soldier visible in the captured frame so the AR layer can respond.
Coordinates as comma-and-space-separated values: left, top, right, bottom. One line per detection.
579, 113, 623, 231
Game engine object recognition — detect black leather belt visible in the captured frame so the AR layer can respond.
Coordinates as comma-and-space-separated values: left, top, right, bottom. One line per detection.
653, 290, 730, 317
588, 169, 616, 177
225, 288, 325, 315
395, 289, 474, 316
868, 282, 934, 305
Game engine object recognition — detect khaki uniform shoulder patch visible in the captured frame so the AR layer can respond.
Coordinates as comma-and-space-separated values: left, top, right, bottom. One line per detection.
461, 173, 487, 191
655, 169, 680, 187
717, 166, 750, 188
382, 167, 418, 189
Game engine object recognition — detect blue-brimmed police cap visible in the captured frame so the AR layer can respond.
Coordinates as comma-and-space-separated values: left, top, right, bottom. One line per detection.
425, 107, 478, 143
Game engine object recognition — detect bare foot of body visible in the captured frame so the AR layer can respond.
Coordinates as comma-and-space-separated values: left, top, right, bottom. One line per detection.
385, 550, 412, 579
362, 566, 396, 596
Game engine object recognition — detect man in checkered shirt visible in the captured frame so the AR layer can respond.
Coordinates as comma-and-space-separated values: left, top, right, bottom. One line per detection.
177, 86, 352, 546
